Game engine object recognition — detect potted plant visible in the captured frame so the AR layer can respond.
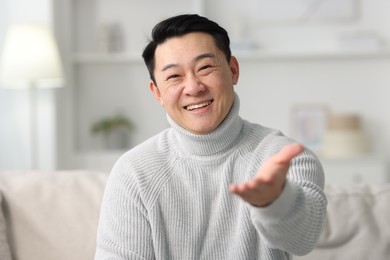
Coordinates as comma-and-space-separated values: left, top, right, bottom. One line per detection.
91, 113, 135, 150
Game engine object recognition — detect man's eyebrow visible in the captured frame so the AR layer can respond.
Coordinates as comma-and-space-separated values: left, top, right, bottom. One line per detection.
194, 52, 216, 62
161, 53, 216, 72
161, 63, 178, 72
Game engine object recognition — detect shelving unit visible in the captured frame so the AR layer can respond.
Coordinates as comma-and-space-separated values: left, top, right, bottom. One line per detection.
321, 156, 389, 185
55, 0, 390, 175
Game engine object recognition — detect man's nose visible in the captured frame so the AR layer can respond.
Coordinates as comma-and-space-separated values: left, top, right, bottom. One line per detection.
183, 74, 206, 95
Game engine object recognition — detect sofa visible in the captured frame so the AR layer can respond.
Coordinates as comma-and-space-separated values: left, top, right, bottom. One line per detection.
294, 183, 390, 260
0, 171, 389, 260
0, 171, 108, 260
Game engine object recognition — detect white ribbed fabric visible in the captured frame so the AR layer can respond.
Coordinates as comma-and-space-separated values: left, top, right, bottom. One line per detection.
95, 93, 327, 260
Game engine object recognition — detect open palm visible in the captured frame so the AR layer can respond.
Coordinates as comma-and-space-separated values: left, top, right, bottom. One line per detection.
229, 143, 304, 207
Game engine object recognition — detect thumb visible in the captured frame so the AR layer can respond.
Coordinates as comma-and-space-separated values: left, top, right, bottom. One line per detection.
274, 143, 304, 165
258, 143, 304, 182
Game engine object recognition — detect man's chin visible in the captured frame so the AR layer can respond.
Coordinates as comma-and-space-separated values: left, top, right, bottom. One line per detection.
185, 124, 217, 135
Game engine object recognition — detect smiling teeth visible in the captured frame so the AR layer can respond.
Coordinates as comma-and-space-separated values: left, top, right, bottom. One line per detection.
186, 101, 211, 111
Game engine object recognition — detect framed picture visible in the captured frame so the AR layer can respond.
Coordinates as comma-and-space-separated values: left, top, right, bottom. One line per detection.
291, 104, 329, 155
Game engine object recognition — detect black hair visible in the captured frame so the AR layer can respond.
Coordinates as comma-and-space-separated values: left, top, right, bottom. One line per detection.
142, 14, 231, 85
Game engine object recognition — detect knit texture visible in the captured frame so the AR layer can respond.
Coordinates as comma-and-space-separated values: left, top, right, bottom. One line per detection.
95, 94, 327, 260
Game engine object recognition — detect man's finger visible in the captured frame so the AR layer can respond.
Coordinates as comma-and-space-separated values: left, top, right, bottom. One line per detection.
274, 143, 304, 164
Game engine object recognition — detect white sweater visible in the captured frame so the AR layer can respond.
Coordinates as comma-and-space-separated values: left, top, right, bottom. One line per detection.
95, 94, 327, 260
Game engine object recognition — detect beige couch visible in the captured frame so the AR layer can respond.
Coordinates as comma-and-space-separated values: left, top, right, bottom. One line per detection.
294, 184, 390, 260
0, 171, 108, 260
0, 171, 389, 260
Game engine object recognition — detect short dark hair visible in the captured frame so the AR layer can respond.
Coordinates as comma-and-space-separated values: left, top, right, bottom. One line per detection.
142, 14, 231, 85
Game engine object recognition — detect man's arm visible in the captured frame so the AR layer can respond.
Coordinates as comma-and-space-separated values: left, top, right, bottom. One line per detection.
230, 143, 327, 256
95, 161, 154, 260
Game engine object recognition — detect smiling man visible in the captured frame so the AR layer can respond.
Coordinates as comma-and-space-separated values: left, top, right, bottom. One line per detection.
95, 14, 327, 260
150, 32, 237, 135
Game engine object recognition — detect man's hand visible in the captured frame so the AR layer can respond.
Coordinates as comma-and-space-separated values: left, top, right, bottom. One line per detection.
229, 143, 304, 207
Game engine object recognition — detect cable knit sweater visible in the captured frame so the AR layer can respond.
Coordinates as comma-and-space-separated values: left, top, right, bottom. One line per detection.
95, 94, 327, 260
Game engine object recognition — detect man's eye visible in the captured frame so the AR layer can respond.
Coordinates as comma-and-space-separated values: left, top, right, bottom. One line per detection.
199, 65, 212, 71
167, 74, 180, 81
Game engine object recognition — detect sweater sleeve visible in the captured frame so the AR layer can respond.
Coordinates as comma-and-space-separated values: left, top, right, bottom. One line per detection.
95, 159, 154, 260
248, 148, 327, 256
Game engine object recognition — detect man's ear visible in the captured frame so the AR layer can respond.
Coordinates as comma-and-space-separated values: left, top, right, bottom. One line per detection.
230, 56, 239, 85
150, 81, 164, 106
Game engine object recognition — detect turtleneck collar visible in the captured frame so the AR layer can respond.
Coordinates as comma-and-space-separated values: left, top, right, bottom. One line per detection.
167, 93, 243, 156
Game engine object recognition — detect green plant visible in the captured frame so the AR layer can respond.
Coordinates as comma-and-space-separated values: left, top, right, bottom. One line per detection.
91, 114, 134, 136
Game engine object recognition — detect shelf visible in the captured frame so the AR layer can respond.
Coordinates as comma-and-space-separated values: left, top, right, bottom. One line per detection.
72, 49, 390, 64
72, 52, 143, 64
320, 155, 387, 164
236, 48, 390, 61
78, 150, 125, 172
321, 155, 389, 185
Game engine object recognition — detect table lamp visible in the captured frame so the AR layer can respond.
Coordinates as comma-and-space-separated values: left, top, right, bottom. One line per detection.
0, 23, 65, 169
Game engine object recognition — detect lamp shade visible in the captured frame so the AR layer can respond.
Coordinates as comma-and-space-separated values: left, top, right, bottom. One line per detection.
0, 23, 65, 88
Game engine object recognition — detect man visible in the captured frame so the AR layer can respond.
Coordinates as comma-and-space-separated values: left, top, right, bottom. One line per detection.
95, 14, 327, 260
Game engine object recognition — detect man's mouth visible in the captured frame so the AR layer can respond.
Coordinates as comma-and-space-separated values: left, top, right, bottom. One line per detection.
184, 100, 213, 111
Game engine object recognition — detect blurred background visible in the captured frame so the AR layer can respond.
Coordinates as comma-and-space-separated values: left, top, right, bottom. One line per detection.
0, 0, 389, 184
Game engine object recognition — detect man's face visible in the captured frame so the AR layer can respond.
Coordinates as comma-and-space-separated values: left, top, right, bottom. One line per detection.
150, 32, 239, 135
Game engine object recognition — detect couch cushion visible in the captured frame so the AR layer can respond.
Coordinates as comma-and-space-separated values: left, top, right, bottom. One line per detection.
0, 195, 12, 260
294, 184, 390, 260
0, 171, 108, 260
